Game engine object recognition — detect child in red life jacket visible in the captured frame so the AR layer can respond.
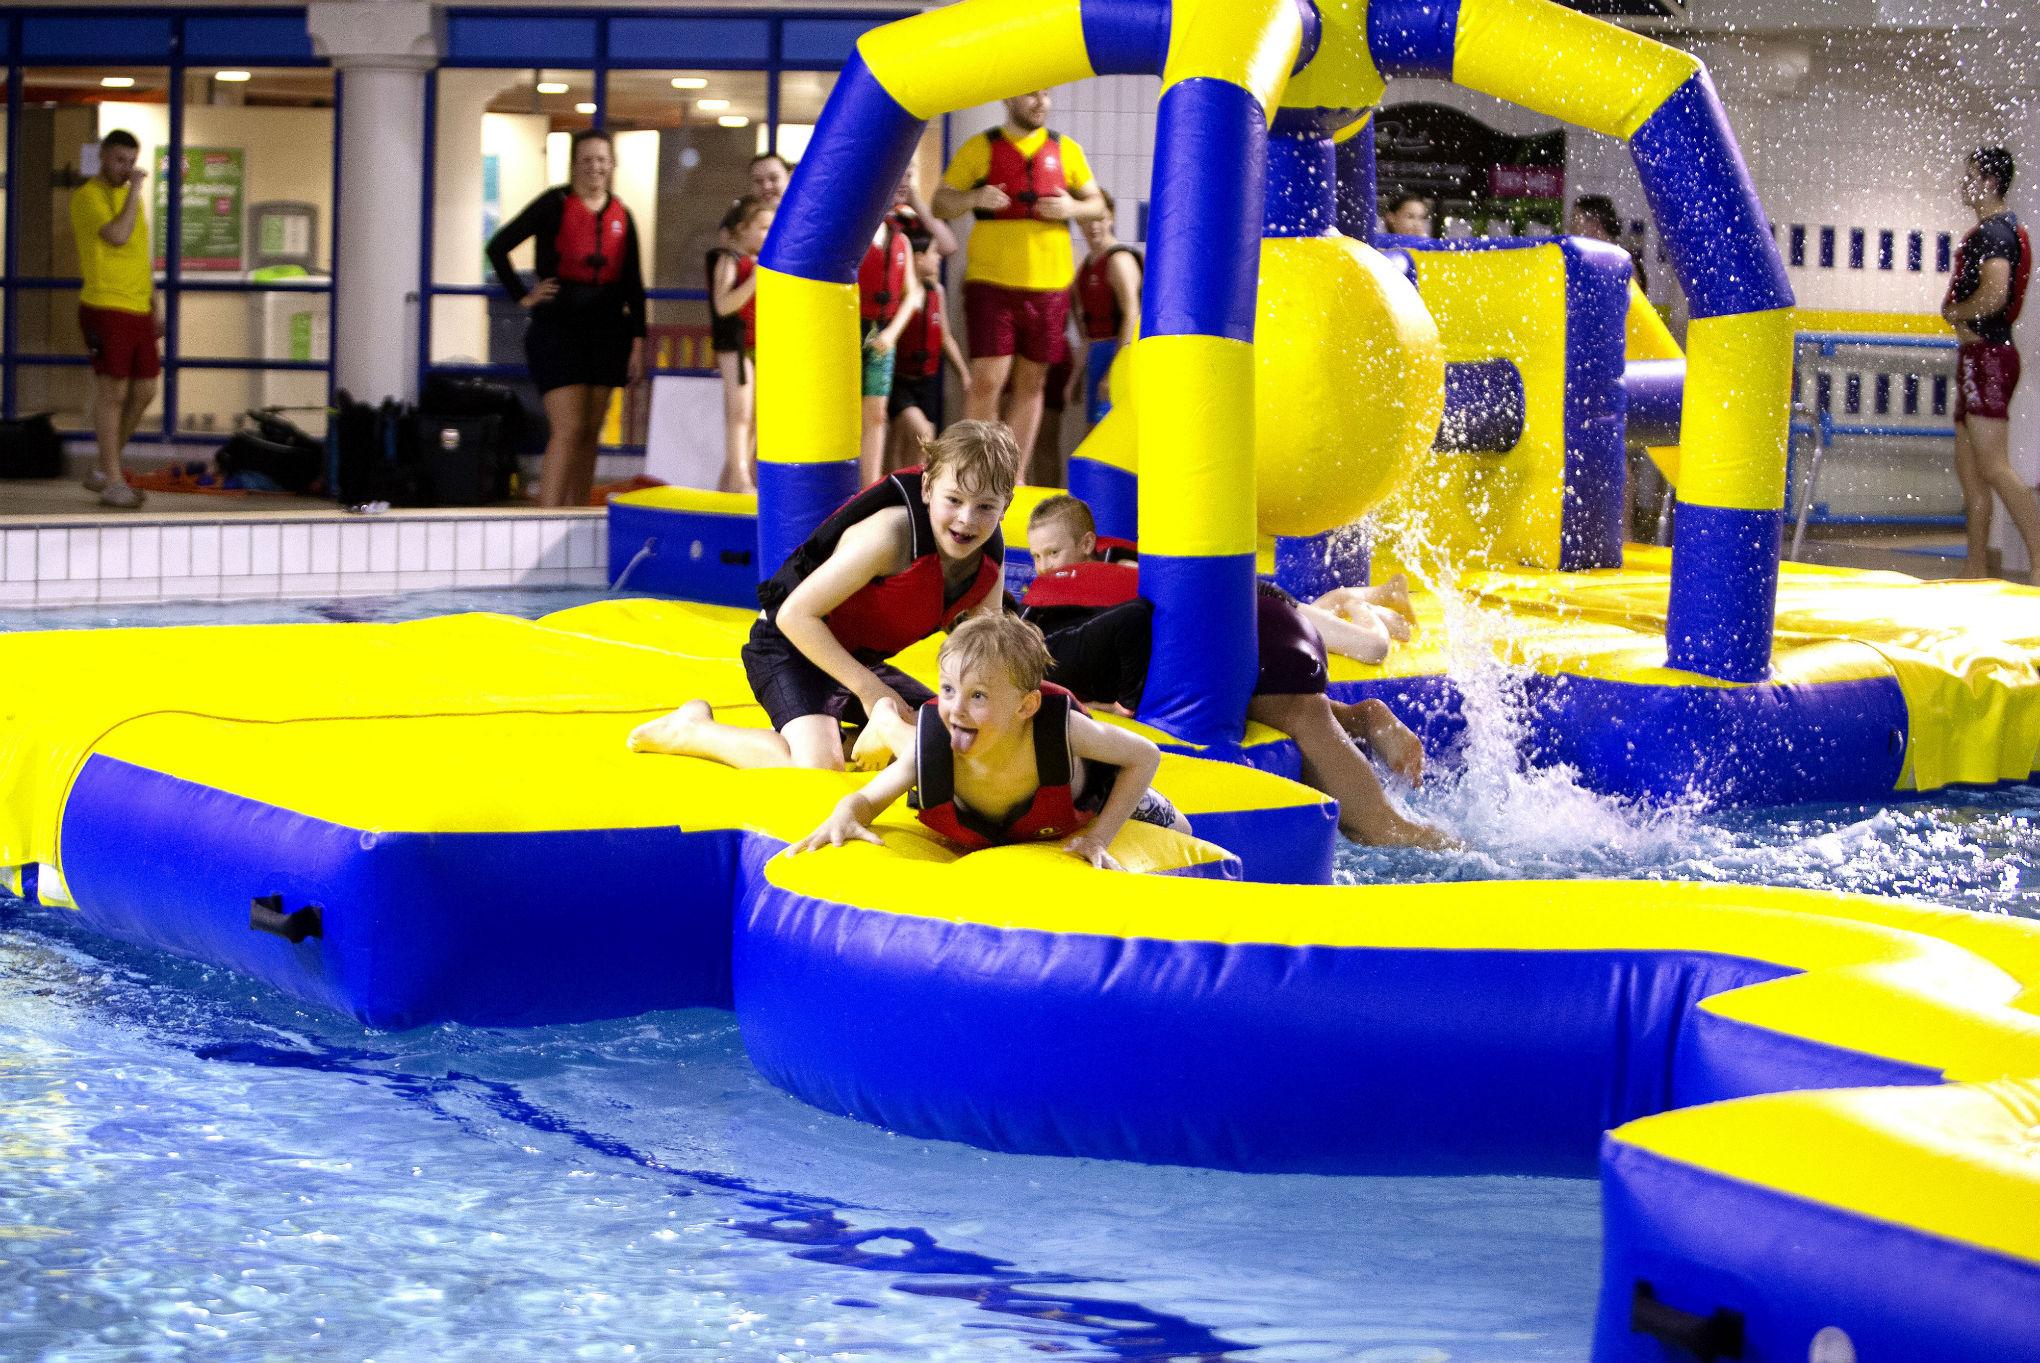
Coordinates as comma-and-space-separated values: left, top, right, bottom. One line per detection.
630, 421, 1020, 772
706, 195, 773, 494
1020, 496, 1453, 851
786, 613, 1186, 870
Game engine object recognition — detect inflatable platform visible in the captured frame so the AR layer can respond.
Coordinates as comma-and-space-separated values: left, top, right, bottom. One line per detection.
7, 0, 2040, 1360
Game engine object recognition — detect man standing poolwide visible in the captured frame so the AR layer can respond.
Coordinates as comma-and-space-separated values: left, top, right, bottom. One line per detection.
1944, 147, 2036, 584
933, 90, 1108, 484
69, 129, 161, 509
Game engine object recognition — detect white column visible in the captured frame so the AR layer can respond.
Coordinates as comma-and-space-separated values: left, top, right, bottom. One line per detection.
309, 2, 440, 405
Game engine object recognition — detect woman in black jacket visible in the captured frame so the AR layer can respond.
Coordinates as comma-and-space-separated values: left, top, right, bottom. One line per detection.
487, 128, 646, 507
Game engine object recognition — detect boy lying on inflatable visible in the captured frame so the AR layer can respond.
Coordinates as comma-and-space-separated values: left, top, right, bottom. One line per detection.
787, 612, 1187, 870
1021, 495, 1452, 850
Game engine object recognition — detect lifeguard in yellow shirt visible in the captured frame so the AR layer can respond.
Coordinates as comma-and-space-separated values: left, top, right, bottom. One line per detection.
69, 129, 162, 509
932, 90, 1109, 486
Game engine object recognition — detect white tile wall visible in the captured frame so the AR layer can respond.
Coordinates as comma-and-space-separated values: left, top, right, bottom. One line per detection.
0, 513, 609, 609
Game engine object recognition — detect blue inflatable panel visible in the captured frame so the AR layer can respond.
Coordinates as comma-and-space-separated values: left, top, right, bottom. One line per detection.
1173, 798, 1336, 885
1264, 131, 1338, 238
1078, 0, 1170, 74
1666, 503, 1784, 684
1623, 358, 1685, 447
1139, 552, 1259, 751
1594, 1139, 2040, 1363
1147, 78, 1266, 343
1436, 358, 1527, 453
759, 55, 924, 286
59, 756, 739, 1029
1273, 530, 1371, 601
1335, 126, 1380, 244
607, 499, 759, 608
1366, 0, 1459, 78
757, 458, 859, 585
1673, 1005, 1943, 1106
736, 887, 1811, 1174
1560, 238, 1632, 570
1069, 458, 1138, 543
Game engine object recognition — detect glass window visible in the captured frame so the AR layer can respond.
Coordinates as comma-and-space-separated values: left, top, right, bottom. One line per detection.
15, 67, 172, 282
774, 70, 833, 165
606, 69, 766, 292
431, 68, 596, 366
17, 360, 157, 432
177, 366, 326, 437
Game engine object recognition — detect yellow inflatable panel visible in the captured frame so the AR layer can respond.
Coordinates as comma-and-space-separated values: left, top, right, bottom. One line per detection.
756, 269, 860, 465
1160, 0, 1302, 109
1134, 334, 1259, 558
1283, 3, 1386, 112
1678, 306, 1796, 512
856, 0, 1093, 121
1452, 0, 1700, 139
609, 486, 758, 517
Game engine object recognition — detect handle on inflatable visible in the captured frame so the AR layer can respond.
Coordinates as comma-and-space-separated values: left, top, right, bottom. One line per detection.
250, 894, 324, 944
1629, 1281, 1745, 1362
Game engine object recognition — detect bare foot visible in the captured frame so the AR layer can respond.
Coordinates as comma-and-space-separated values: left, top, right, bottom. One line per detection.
1369, 602, 1412, 643
1342, 808, 1460, 851
1367, 573, 1419, 636
1338, 698, 1425, 786
629, 699, 714, 754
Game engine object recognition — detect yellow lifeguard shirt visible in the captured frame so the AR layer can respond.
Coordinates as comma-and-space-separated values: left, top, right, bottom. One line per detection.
71, 177, 154, 315
943, 127, 1094, 292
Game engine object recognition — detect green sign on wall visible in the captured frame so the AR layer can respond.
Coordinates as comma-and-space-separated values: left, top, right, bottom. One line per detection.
152, 147, 245, 272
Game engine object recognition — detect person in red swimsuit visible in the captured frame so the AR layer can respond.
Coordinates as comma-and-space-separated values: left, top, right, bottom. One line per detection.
1943, 147, 2035, 582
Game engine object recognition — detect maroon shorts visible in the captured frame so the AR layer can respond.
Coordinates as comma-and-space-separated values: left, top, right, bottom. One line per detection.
964, 281, 1069, 365
78, 304, 161, 381
1957, 341, 2020, 422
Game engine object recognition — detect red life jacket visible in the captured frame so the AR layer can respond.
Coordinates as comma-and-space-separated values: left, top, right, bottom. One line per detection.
1096, 535, 1138, 562
554, 192, 629, 285
1017, 556, 1139, 636
975, 128, 1068, 222
898, 283, 946, 379
911, 682, 1099, 849
757, 466, 1005, 661
1945, 218, 2033, 325
736, 255, 758, 350
859, 222, 911, 324
1073, 245, 1142, 340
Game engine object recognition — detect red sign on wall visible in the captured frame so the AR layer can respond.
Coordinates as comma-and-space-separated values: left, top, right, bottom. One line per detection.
1488, 165, 1564, 199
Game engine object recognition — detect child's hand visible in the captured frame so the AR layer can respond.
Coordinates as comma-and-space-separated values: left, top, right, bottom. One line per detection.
785, 810, 883, 856
1064, 833, 1123, 871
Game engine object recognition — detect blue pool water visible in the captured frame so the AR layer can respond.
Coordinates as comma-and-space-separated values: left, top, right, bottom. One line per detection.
1, 586, 2032, 1360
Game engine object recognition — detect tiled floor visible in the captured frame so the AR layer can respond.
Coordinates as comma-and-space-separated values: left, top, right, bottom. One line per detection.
0, 510, 608, 608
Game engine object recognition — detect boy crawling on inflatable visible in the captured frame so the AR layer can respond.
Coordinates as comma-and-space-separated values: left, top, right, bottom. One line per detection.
787, 613, 1188, 870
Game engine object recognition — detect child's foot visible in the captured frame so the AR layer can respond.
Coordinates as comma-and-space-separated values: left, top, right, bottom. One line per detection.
629, 699, 714, 754
1338, 698, 1425, 786
1368, 573, 1419, 635
1345, 809, 1461, 851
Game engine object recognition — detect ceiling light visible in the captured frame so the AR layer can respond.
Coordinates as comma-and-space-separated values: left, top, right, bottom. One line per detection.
719, 115, 749, 128
670, 77, 707, 89
575, 102, 597, 114
696, 98, 729, 111
100, 76, 135, 89
536, 82, 569, 94
214, 71, 252, 82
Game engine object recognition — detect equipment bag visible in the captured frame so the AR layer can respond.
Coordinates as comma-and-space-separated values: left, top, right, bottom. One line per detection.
216, 409, 325, 493
412, 411, 504, 507
0, 414, 65, 480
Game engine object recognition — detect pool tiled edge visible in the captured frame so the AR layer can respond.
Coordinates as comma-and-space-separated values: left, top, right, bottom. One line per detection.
0, 510, 609, 607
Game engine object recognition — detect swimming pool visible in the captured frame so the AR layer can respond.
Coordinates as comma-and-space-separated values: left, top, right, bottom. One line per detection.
1, 587, 2031, 1361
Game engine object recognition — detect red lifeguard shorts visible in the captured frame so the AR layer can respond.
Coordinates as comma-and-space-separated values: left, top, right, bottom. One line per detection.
1956, 341, 2019, 422
964, 281, 1070, 365
78, 304, 161, 381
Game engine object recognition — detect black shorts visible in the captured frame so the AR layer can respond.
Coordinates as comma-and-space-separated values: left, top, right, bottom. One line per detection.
1253, 581, 1328, 697
888, 371, 943, 423
741, 616, 935, 732
525, 312, 633, 394
1044, 599, 1154, 713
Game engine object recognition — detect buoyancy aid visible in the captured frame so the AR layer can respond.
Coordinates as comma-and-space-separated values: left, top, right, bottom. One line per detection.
1017, 557, 1139, 635
1074, 245, 1142, 340
911, 682, 1102, 849
897, 284, 947, 379
757, 466, 1005, 661
704, 248, 757, 352
974, 128, 1068, 222
1946, 215, 2033, 330
555, 193, 629, 285
859, 221, 912, 324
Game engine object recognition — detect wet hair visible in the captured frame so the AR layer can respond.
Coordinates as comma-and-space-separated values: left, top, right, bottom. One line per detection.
1028, 493, 1096, 543
1572, 195, 1620, 239
100, 129, 140, 153
921, 419, 1020, 505
941, 613, 1053, 694
1383, 192, 1428, 216
1972, 147, 2016, 199
570, 127, 613, 157
720, 193, 772, 234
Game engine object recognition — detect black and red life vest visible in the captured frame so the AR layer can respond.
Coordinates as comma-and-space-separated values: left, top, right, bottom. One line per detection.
1073, 245, 1142, 341
859, 222, 912, 324
974, 128, 1068, 222
911, 682, 1101, 849
1946, 215, 2032, 339
757, 466, 1005, 662
555, 193, 629, 285
704, 248, 757, 352
897, 284, 947, 380
1018, 556, 1139, 635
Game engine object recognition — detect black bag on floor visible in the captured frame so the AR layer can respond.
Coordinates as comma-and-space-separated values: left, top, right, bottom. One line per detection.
418, 374, 525, 498
331, 391, 422, 507
217, 409, 325, 493
413, 411, 504, 507
0, 414, 64, 480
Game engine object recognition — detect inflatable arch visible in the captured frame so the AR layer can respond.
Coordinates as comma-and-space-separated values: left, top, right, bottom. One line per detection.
755, 0, 1794, 760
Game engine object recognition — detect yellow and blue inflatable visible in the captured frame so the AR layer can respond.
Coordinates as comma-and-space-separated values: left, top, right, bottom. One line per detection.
8, 1, 2040, 1360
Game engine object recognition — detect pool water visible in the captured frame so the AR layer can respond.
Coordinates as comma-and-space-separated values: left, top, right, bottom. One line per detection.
0, 587, 2031, 1361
